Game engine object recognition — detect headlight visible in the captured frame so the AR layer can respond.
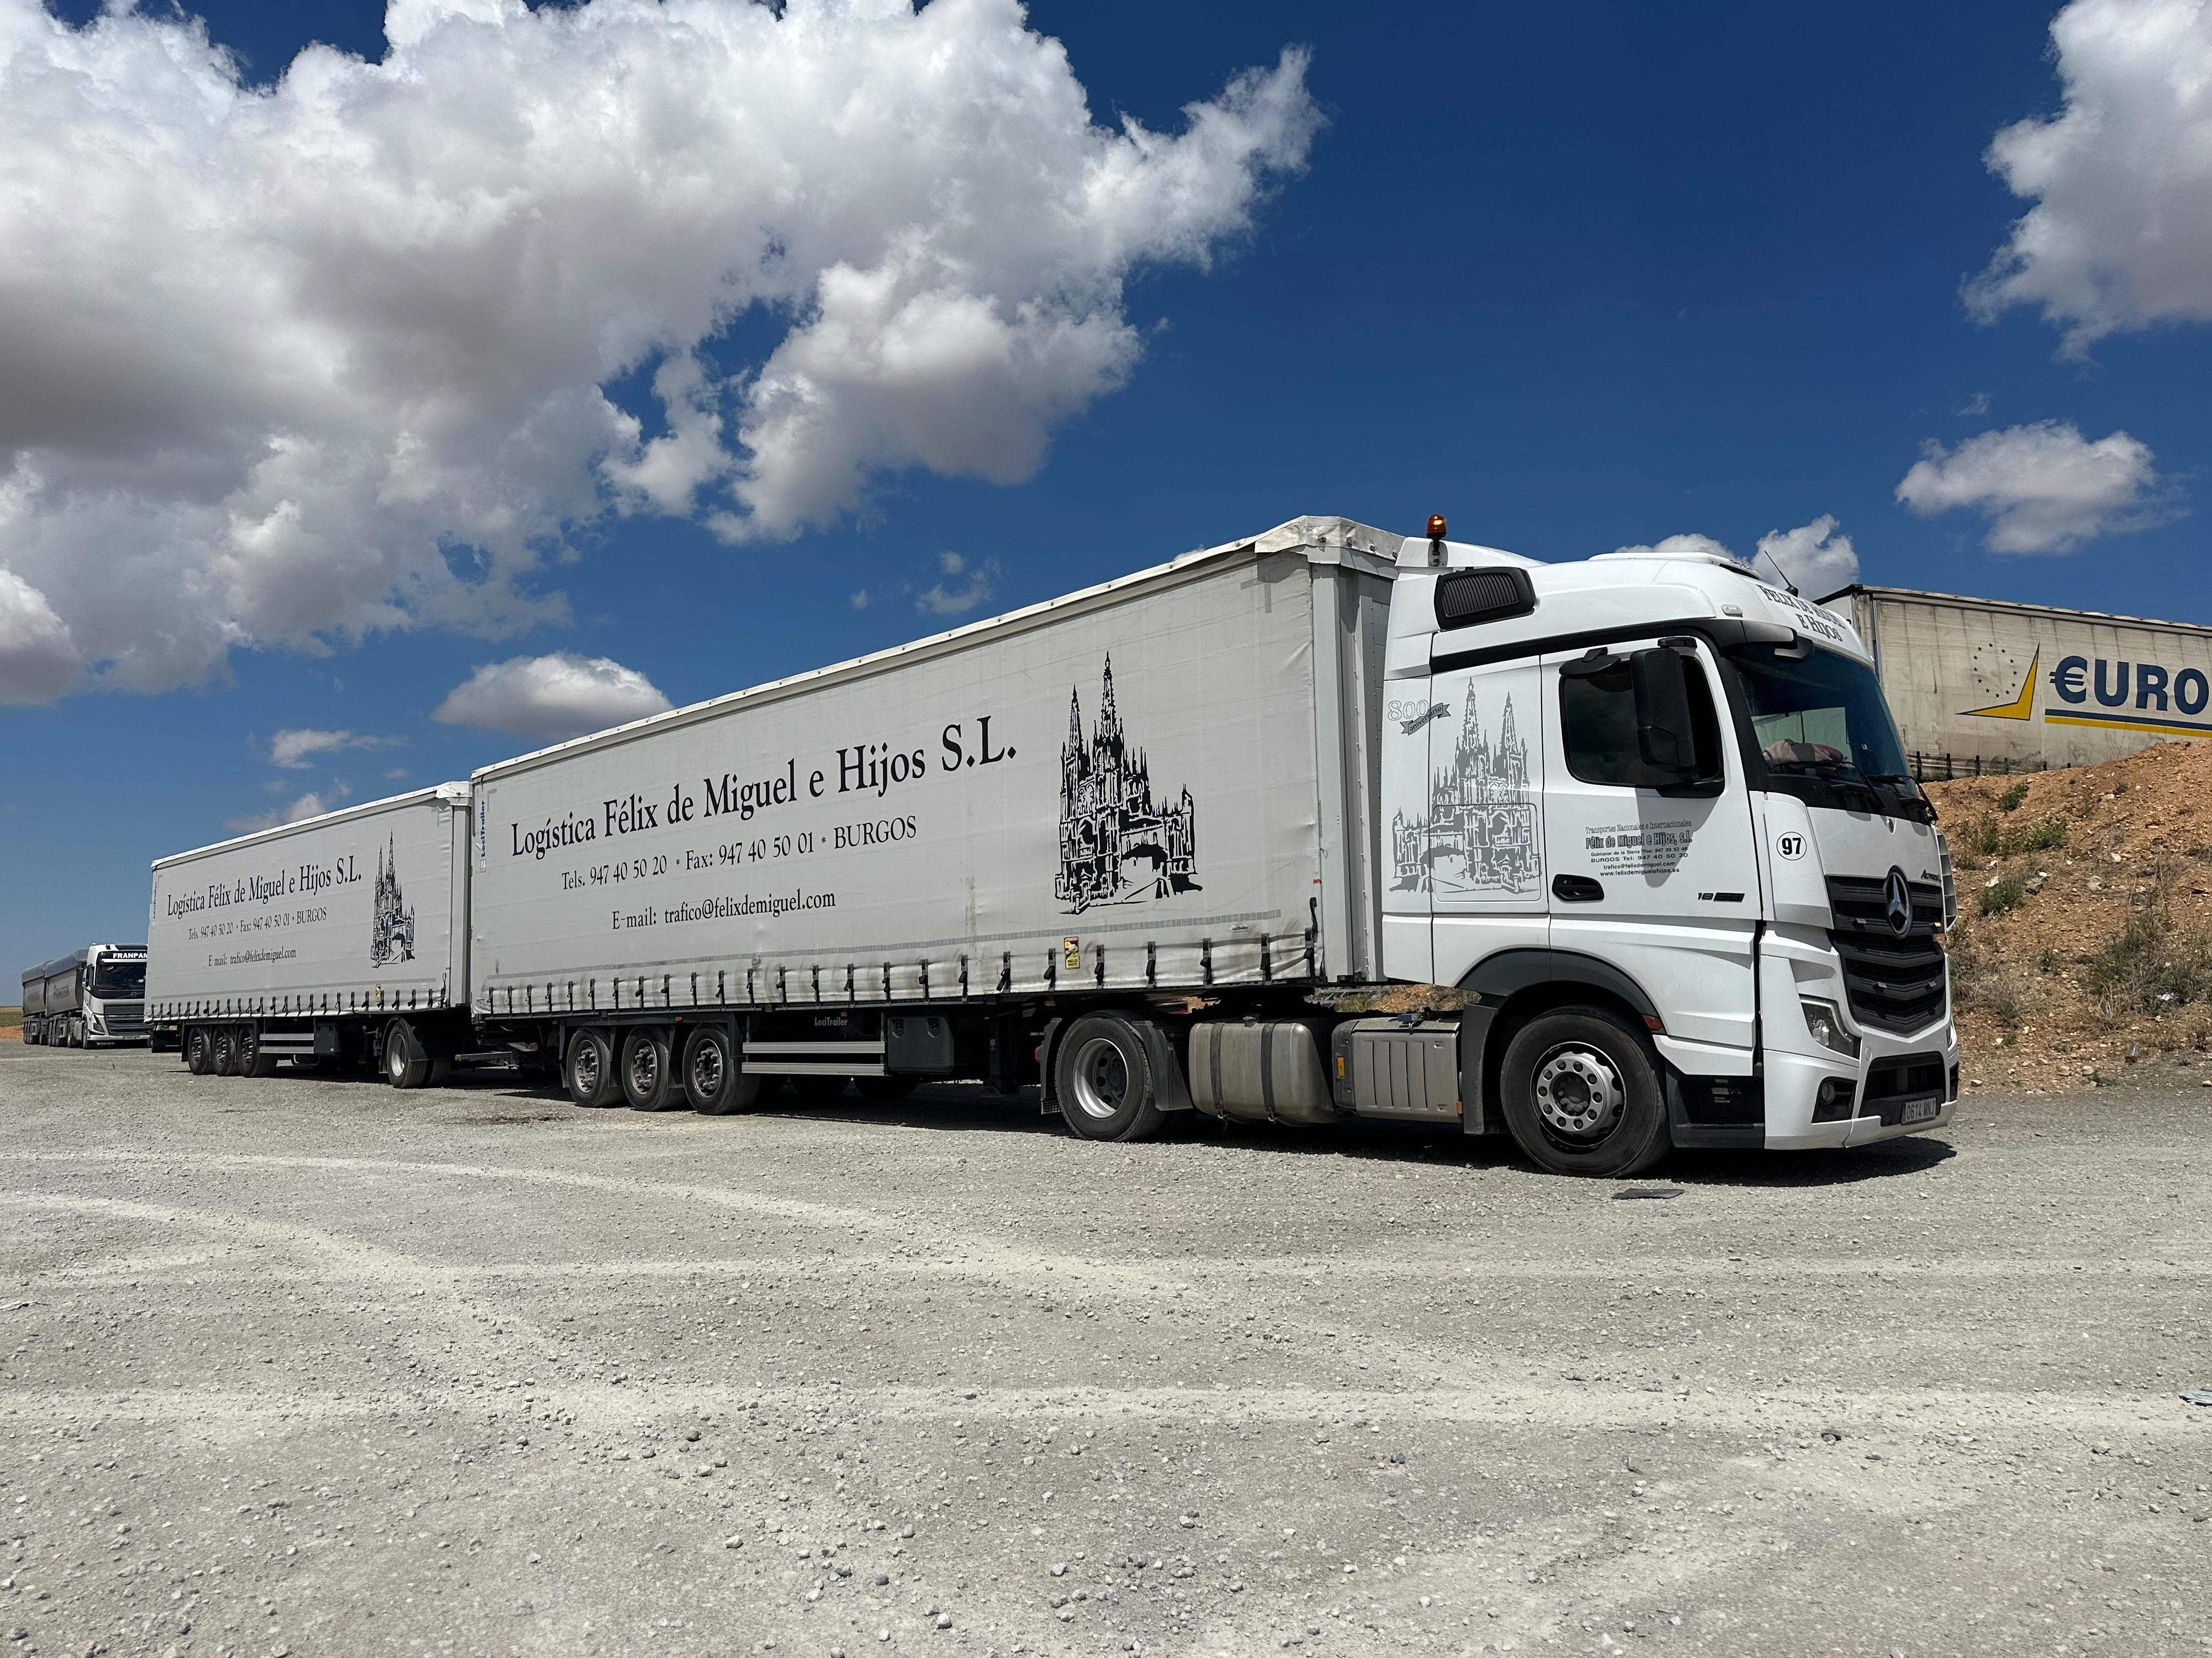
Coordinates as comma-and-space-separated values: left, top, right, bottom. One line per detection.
1800, 997, 1858, 1058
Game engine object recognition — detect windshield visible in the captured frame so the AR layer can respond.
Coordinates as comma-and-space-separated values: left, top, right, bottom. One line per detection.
1726, 644, 1911, 783
89, 960, 145, 998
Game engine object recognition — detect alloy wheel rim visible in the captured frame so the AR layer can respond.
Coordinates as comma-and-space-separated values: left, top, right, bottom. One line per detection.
1531, 1042, 1627, 1140
1069, 1036, 1130, 1121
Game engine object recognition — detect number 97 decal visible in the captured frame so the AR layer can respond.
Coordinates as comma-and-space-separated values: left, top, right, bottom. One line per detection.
1775, 832, 1806, 861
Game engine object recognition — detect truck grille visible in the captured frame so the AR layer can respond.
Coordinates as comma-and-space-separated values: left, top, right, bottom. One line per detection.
102, 1001, 147, 1035
1826, 876, 1947, 1034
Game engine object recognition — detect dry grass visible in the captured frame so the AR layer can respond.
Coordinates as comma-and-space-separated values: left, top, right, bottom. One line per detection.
1928, 739, 2212, 1090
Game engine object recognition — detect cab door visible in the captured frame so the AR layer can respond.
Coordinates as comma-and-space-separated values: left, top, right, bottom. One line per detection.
1418, 656, 1549, 986
1539, 638, 1760, 1056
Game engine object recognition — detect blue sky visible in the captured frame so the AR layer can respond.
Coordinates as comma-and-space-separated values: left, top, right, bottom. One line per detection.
3, 0, 2208, 976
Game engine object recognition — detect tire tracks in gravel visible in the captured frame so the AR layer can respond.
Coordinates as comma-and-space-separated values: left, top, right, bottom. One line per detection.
7, 1148, 2205, 1420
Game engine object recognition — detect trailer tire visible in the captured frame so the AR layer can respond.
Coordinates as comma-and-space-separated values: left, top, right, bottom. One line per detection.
621, 1026, 683, 1111
184, 1026, 214, 1075
238, 1024, 278, 1078
565, 1028, 622, 1108
684, 1027, 761, 1115
1055, 1014, 1168, 1143
382, 1019, 433, 1089
211, 1025, 242, 1075
1496, 1006, 1672, 1178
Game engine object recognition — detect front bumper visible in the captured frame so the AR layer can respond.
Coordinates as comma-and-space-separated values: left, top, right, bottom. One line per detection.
1764, 1025, 1958, 1150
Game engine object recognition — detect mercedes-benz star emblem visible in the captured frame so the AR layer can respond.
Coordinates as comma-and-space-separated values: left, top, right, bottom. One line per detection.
1883, 868, 1913, 936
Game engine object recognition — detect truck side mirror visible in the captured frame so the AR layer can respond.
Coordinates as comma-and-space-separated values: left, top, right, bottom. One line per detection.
1630, 647, 1697, 774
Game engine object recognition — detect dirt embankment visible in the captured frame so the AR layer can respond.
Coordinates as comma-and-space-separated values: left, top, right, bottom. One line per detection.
1925, 739, 2212, 1091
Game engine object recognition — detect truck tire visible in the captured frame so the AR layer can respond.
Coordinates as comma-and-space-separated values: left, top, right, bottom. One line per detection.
211, 1025, 241, 1075
684, 1026, 762, 1115
1055, 1014, 1168, 1143
621, 1026, 683, 1111
382, 1019, 433, 1089
238, 1024, 278, 1078
565, 1028, 622, 1108
185, 1026, 214, 1075
1496, 1006, 1672, 1178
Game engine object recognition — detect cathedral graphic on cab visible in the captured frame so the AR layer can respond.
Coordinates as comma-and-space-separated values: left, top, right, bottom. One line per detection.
1392, 688, 1540, 894
1055, 656, 1201, 913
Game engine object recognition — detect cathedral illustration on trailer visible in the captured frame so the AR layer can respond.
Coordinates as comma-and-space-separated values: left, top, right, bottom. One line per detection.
1055, 656, 1201, 913
369, 835, 417, 967
1392, 688, 1540, 894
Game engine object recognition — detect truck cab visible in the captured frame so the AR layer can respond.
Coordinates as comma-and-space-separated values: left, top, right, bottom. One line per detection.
1380, 528, 1957, 1173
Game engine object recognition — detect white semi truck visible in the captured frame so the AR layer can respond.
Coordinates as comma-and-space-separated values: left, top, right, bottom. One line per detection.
147, 515, 1959, 1176
20, 945, 148, 1047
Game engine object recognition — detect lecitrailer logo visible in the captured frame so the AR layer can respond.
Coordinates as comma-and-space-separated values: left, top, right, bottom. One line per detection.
1963, 647, 2212, 738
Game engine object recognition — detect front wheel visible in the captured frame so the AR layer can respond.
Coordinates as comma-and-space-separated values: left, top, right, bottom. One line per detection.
684, 1026, 762, 1115
1054, 1014, 1168, 1143
1496, 1007, 1671, 1178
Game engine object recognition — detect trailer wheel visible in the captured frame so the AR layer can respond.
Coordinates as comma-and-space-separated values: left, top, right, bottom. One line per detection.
1496, 1006, 1672, 1178
565, 1028, 622, 1108
1055, 1014, 1168, 1143
184, 1026, 214, 1075
238, 1024, 279, 1078
381, 1018, 435, 1089
621, 1026, 683, 1111
684, 1027, 761, 1115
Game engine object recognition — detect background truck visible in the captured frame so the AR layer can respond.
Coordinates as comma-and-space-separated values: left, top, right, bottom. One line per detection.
144, 784, 472, 1084
19, 945, 147, 1047
148, 514, 1959, 1176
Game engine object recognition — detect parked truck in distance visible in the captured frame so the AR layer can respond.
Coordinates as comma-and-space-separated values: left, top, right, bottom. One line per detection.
20, 945, 148, 1047
147, 514, 1960, 1176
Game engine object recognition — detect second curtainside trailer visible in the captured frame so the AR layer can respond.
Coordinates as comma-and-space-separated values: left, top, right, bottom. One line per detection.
468, 516, 1395, 1135
145, 784, 474, 1083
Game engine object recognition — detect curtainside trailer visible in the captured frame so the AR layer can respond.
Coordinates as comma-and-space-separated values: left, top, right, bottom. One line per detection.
145, 784, 472, 1083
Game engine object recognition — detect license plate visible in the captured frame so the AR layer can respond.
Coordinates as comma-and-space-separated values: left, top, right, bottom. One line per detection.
1900, 1097, 1941, 1124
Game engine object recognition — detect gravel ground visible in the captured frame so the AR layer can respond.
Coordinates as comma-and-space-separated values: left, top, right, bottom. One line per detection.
0, 1047, 2207, 1658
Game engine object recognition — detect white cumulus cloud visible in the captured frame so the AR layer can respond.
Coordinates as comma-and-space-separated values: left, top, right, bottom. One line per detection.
0, 0, 1318, 696
1894, 421, 2181, 553
1609, 532, 1741, 564
269, 727, 396, 768
0, 565, 79, 704
1969, 0, 2212, 351
1756, 515, 1860, 596
433, 651, 673, 739
914, 551, 1001, 617
225, 785, 350, 835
